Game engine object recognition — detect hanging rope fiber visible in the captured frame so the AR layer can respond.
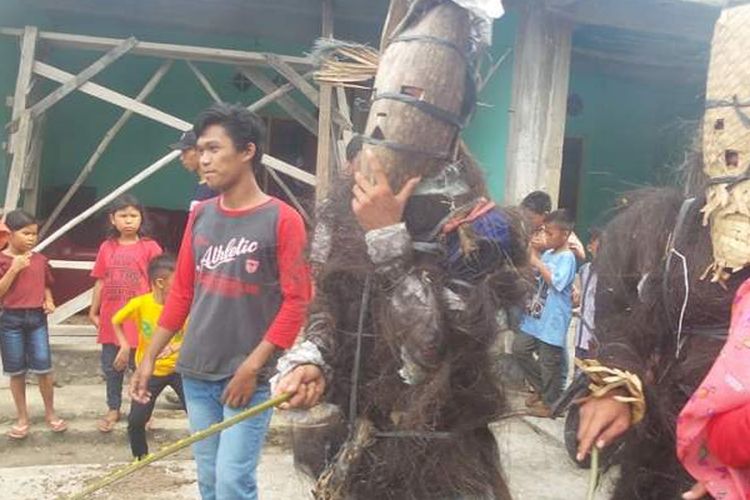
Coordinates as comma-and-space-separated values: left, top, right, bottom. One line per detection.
67, 392, 292, 500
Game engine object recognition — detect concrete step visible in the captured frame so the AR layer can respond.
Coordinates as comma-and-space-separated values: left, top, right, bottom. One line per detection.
0, 382, 292, 467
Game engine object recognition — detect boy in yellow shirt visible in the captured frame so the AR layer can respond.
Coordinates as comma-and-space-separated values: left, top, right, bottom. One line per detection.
112, 254, 185, 459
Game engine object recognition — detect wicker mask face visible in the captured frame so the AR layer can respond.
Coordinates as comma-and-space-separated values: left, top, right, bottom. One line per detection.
361, 2, 473, 190
700, 5, 750, 283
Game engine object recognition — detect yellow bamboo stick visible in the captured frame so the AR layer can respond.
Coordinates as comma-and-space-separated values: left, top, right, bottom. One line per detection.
67, 392, 292, 500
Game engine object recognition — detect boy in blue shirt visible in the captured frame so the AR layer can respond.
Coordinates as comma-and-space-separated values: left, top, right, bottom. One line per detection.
513, 210, 577, 417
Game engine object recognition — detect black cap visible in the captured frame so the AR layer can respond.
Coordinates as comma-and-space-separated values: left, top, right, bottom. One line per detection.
170, 130, 197, 151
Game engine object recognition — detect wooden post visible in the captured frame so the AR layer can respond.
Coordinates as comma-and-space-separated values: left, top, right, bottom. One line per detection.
21, 114, 45, 214
316, 0, 335, 201
41, 60, 173, 235
245, 71, 314, 113
4, 25, 38, 213
504, 3, 572, 206
186, 61, 222, 103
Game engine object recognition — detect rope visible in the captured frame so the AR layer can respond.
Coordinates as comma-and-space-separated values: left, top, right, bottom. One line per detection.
67, 392, 292, 500
671, 248, 690, 359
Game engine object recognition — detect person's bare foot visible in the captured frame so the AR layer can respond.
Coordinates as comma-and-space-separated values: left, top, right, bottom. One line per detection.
145, 418, 155, 431
97, 410, 120, 433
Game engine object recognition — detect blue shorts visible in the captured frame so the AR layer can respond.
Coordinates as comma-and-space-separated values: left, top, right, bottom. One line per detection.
0, 308, 52, 376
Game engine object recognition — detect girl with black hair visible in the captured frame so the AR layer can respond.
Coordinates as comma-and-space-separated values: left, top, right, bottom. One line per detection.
0, 209, 66, 439
89, 194, 162, 433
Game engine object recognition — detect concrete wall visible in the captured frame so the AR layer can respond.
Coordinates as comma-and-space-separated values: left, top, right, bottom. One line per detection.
564, 64, 704, 236
464, 13, 518, 202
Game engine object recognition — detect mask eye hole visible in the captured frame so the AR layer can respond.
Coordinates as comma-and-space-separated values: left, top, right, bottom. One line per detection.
725, 149, 739, 167
401, 85, 425, 100
714, 119, 724, 130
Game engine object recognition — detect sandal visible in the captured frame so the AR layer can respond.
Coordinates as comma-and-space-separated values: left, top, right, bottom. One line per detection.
46, 418, 68, 433
8, 423, 29, 440
97, 411, 120, 433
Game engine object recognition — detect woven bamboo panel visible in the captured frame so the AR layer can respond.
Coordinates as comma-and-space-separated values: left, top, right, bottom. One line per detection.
363, 1, 471, 189
702, 4, 750, 280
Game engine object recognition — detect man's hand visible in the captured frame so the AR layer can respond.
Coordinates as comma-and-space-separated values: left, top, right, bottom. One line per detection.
10, 253, 31, 273
576, 394, 632, 461
129, 360, 154, 404
222, 365, 258, 408
113, 346, 130, 372
275, 364, 326, 410
351, 150, 420, 231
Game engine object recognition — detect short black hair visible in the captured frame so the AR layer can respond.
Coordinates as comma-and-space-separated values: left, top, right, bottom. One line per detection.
193, 103, 266, 169
545, 209, 574, 232
520, 191, 552, 215
5, 209, 37, 231
346, 136, 363, 163
148, 254, 176, 283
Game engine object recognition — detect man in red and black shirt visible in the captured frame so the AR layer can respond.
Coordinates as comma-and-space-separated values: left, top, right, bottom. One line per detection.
131, 103, 311, 500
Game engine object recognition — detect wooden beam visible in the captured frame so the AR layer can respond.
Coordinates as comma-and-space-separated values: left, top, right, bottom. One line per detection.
0, 27, 313, 70
49, 260, 95, 270
33, 61, 191, 131
316, 0, 335, 200
41, 61, 173, 236
264, 53, 320, 105
48, 287, 93, 326
245, 71, 314, 113
4, 26, 38, 213
35, 150, 181, 252
20, 37, 137, 124
49, 324, 97, 336
335, 86, 353, 129
186, 60, 222, 103
239, 67, 318, 135
261, 154, 317, 186
265, 166, 312, 225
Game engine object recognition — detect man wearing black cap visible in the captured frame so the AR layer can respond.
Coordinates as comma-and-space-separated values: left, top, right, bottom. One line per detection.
172, 130, 218, 210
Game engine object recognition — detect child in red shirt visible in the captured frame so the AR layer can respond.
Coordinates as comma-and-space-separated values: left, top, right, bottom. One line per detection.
0, 210, 66, 439
89, 194, 162, 433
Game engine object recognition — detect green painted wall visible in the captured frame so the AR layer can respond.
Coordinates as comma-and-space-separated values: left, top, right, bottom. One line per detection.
564, 65, 704, 236
464, 13, 517, 202
0, 2, 312, 214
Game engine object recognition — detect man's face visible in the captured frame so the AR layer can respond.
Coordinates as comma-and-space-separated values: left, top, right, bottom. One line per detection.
180, 148, 199, 173
197, 124, 256, 192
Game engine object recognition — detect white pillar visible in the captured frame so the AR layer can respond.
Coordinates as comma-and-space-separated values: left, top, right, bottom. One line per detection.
505, 2, 572, 206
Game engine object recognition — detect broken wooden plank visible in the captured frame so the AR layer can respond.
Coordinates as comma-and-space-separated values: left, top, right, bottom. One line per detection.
41, 61, 173, 236
245, 71, 314, 113
33, 61, 191, 131
49, 260, 95, 270
265, 53, 320, 104
22, 37, 137, 124
187, 60, 222, 103
48, 287, 94, 326
265, 165, 312, 225
261, 154, 316, 186
239, 67, 318, 135
36, 149, 182, 252
0, 27, 313, 70
5, 112, 33, 213
21, 114, 45, 214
